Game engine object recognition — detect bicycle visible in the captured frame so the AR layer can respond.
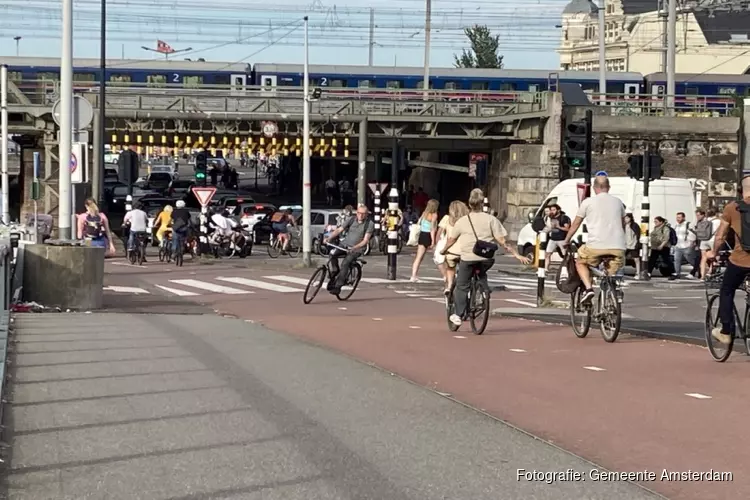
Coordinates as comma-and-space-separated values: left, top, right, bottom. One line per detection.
704, 251, 750, 362
445, 259, 492, 335
268, 226, 301, 258
567, 242, 625, 343
128, 232, 148, 266
158, 231, 173, 263
303, 243, 366, 304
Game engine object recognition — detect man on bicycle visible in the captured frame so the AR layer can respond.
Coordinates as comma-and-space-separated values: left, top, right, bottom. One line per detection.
709, 176, 750, 345
562, 175, 627, 304
171, 200, 192, 257
441, 189, 529, 327
323, 205, 374, 295
270, 208, 297, 253
123, 201, 149, 256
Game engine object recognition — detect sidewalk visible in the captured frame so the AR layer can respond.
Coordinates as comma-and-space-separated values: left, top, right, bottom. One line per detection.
3, 312, 661, 500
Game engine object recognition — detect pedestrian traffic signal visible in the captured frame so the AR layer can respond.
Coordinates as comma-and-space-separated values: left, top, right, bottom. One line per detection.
563, 113, 592, 176
627, 155, 644, 180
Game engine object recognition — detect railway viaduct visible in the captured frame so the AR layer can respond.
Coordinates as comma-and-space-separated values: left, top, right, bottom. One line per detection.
3, 82, 746, 239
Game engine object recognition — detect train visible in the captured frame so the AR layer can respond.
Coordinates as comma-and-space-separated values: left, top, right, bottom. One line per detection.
0, 56, 746, 108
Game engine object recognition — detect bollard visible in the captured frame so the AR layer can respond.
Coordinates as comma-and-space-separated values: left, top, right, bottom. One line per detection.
537, 231, 547, 306
482, 197, 489, 213
373, 190, 381, 239
199, 206, 208, 256
386, 187, 399, 280
639, 196, 650, 280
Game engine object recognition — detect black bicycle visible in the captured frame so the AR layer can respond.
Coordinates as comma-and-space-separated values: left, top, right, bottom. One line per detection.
158, 231, 173, 263
567, 242, 624, 343
303, 243, 366, 304
128, 232, 148, 266
704, 250, 750, 362
445, 259, 492, 335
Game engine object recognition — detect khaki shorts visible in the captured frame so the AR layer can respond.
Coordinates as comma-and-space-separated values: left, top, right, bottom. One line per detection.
577, 245, 625, 275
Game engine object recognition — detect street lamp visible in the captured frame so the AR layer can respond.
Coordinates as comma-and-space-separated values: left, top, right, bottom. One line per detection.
13, 36, 21, 57
302, 15, 312, 266
141, 46, 192, 60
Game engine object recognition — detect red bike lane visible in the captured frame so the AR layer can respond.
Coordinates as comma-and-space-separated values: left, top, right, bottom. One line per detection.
138, 275, 744, 499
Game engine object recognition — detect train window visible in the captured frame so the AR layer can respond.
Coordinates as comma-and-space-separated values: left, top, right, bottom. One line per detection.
719, 87, 737, 95
8, 71, 22, 82
74, 73, 95, 82
183, 75, 203, 88
415, 81, 433, 89
685, 86, 698, 95
109, 74, 131, 86
37, 72, 59, 81
214, 74, 230, 85
386, 80, 403, 89
529, 84, 539, 93
358, 80, 373, 88
146, 75, 167, 87
329, 79, 346, 88
499, 83, 515, 91
444, 81, 459, 90
279, 78, 295, 86
470, 81, 488, 91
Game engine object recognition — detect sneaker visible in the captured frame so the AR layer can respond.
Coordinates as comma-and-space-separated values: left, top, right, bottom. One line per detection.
580, 288, 595, 303
711, 327, 732, 345
449, 314, 462, 326
443, 288, 451, 296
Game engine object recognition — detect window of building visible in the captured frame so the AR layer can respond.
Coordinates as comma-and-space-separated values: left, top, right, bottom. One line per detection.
146, 74, 167, 87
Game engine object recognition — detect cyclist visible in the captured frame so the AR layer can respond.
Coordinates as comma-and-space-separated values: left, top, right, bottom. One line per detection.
441, 189, 529, 327
562, 175, 627, 304
323, 205, 374, 295
270, 208, 297, 252
171, 200, 192, 257
209, 207, 239, 248
709, 176, 750, 345
123, 201, 149, 256
154, 204, 173, 249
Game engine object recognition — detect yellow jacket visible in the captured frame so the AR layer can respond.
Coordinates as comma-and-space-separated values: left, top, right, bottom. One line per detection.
155, 211, 172, 239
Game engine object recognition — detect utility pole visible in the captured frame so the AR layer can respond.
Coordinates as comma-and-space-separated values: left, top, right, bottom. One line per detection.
302, 16, 312, 266
1, 65, 8, 225
98, 0, 106, 206
666, 0, 677, 115
368, 8, 375, 66
598, 0, 606, 103
422, 0, 431, 97
59, 0, 74, 239
660, 0, 668, 73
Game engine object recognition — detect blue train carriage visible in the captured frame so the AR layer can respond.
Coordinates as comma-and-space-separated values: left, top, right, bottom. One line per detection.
252, 63, 643, 99
0, 56, 251, 101
645, 72, 749, 114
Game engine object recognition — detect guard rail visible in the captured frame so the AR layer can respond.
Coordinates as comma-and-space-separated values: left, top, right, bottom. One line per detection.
0, 239, 12, 453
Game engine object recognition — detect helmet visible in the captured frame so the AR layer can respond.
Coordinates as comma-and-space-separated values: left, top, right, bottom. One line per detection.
176, 200, 186, 208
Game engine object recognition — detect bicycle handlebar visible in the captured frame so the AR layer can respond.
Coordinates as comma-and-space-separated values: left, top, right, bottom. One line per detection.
324, 242, 350, 253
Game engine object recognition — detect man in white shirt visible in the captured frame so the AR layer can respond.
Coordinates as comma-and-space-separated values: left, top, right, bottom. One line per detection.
563, 176, 627, 303
123, 201, 149, 252
672, 211, 696, 279
209, 208, 239, 246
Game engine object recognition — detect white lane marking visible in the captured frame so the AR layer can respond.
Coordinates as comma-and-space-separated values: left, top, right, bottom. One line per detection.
504, 299, 538, 308
407, 294, 429, 298
265, 275, 311, 286
415, 277, 443, 282
422, 297, 446, 303
500, 283, 534, 290
409, 326, 421, 329
685, 393, 712, 399
372, 318, 383, 321
216, 277, 303, 293
652, 296, 702, 300
103, 286, 150, 294
650, 306, 678, 309
509, 348, 527, 353
360, 278, 412, 284
395, 290, 416, 294
453, 335, 467, 339
155, 285, 200, 297
110, 261, 147, 269
583, 366, 606, 372
519, 293, 537, 299
169, 279, 252, 295
338, 307, 347, 310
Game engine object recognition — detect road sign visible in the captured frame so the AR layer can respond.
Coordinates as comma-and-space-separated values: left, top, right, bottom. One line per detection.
52, 95, 94, 130
71, 142, 84, 183
191, 186, 217, 207
576, 183, 590, 206
368, 182, 388, 195
261, 121, 278, 137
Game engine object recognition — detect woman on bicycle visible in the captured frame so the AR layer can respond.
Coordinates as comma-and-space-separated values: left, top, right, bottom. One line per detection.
154, 204, 173, 248
434, 200, 469, 295
440, 189, 529, 327
270, 208, 297, 253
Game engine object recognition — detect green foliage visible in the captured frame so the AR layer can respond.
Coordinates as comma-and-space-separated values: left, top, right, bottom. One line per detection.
453, 25, 504, 69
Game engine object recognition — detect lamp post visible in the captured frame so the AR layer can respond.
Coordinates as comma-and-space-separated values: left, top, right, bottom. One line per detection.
13, 37, 21, 57
58, 0, 73, 239
302, 16, 312, 266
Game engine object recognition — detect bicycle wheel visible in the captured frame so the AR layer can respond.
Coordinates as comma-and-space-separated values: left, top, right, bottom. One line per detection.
570, 287, 592, 338
599, 285, 622, 343
288, 239, 301, 258
705, 294, 734, 362
303, 266, 327, 304
137, 248, 145, 266
128, 249, 137, 265
158, 247, 166, 262
445, 290, 460, 332
336, 263, 362, 301
267, 237, 280, 258
469, 280, 491, 335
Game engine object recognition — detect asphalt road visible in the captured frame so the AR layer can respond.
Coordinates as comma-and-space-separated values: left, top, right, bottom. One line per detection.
5, 313, 661, 500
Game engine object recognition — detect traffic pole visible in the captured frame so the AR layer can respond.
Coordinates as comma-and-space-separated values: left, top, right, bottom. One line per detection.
387, 139, 399, 280
640, 152, 651, 279
1, 65, 9, 225
537, 231, 547, 307
58, 0, 74, 239
373, 189, 381, 243
199, 206, 208, 256
301, 16, 312, 267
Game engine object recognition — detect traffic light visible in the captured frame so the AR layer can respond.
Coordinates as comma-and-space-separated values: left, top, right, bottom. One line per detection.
627, 155, 644, 180
563, 112, 592, 176
647, 154, 664, 180
195, 151, 208, 186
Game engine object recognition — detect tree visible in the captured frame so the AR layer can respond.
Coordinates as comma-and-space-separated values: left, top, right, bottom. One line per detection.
454, 25, 504, 69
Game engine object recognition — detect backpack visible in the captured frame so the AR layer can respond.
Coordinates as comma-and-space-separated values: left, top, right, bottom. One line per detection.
668, 226, 677, 246
736, 201, 750, 251
694, 219, 713, 241
83, 213, 103, 239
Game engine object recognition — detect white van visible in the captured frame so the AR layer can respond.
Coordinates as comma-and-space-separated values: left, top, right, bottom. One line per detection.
516, 177, 697, 261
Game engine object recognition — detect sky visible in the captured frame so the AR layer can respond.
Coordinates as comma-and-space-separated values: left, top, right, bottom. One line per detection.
0, 0, 568, 70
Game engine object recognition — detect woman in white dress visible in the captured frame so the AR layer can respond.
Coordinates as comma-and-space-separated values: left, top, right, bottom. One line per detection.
433, 200, 470, 294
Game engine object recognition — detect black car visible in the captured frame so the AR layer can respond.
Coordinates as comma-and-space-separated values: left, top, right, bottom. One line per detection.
144, 172, 173, 193
107, 184, 161, 213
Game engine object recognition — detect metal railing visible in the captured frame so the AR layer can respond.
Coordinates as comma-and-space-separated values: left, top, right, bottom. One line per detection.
589, 93, 739, 117
0, 239, 12, 453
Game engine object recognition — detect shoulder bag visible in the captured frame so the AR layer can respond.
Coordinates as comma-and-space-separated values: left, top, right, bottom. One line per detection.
467, 214, 498, 259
